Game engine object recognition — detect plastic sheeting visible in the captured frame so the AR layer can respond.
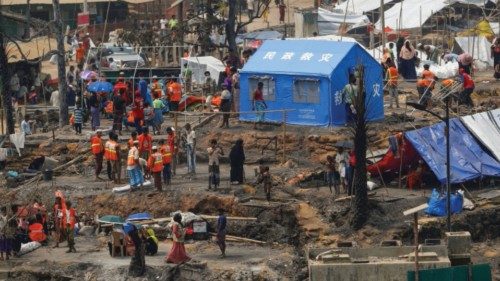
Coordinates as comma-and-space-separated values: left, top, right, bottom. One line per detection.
405, 118, 500, 184
317, 8, 370, 35
239, 40, 384, 127
461, 108, 500, 162
454, 36, 494, 66
336, 0, 395, 14
180, 56, 226, 85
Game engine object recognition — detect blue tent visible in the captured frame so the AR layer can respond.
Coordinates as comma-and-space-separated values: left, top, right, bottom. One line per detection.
239, 40, 384, 126
405, 118, 500, 184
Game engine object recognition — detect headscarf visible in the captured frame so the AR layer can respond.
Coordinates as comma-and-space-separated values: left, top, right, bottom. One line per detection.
399, 40, 416, 60
146, 228, 158, 245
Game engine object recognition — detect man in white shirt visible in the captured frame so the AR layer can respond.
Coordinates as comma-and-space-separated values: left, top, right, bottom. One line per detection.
21, 114, 32, 135
160, 18, 167, 36
183, 123, 196, 175
335, 147, 349, 193
50, 89, 60, 107
207, 139, 223, 190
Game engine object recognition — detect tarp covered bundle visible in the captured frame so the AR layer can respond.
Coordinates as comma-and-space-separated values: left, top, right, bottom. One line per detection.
239, 40, 384, 127
317, 8, 370, 35
405, 118, 500, 184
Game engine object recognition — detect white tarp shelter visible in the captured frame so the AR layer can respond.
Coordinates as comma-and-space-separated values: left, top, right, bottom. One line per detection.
317, 8, 370, 35
336, 0, 395, 14
376, 0, 495, 30
180, 56, 225, 85
461, 108, 500, 162
454, 36, 494, 66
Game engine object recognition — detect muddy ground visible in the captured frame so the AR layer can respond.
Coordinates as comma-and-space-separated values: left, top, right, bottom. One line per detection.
0, 86, 499, 280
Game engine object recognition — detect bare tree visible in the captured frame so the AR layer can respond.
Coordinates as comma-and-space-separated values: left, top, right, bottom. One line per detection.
0, 27, 15, 134
52, 0, 68, 128
350, 64, 369, 230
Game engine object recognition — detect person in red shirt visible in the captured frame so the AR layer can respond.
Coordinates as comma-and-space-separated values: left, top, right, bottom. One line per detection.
458, 68, 474, 107
132, 98, 144, 134
138, 127, 152, 160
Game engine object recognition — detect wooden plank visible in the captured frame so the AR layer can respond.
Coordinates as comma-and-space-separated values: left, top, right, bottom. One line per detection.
200, 215, 257, 221
334, 192, 376, 202
403, 203, 429, 216
209, 233, 265, 245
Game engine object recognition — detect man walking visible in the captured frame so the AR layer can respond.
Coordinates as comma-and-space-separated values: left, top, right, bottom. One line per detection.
207, 139, 224, 190
109, 133, 122, 184
159, 140, 172, 186
90, 130, 104, 181
183, 123, 196, 175
127, 140, 144, 190
148, 146, 164, 191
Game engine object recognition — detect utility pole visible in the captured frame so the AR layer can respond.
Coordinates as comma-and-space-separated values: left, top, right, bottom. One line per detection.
380, 0, 385, 47
52, 0, 68, 128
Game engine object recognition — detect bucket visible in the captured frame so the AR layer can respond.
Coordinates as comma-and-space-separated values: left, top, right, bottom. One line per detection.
43, 169, 53, 181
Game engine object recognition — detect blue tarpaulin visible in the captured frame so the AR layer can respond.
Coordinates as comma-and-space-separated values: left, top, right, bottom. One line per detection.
405, 118, 500, 184
239, 40, 384, 127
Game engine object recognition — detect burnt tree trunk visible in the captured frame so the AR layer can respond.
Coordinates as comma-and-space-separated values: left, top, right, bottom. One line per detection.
0, 11, 15, 134
52, 0, 68, 128
225, 0, 238, 62
351, 64, 369, 230
24, 0, 31, 39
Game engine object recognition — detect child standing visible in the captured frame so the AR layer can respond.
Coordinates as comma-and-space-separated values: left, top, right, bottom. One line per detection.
257, 166, 272, 201
325, 156, 339, 195
74, 104, 83, 135
207, 139, 224, 190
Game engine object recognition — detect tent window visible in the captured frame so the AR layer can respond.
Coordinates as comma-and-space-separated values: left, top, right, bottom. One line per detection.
293, 79, 320, 104
248, 76, 276, 101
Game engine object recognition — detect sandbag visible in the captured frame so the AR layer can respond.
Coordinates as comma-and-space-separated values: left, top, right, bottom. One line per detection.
18, 241, 42, 256
426, 188, 446, 216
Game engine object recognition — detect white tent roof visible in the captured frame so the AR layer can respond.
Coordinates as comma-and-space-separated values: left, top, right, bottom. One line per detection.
376, 0, 495, 30
336, 0, 396, 14
318, 8, 370, 35
180, 56, 225, 85
461, 108, 500, 162
455, 36, 494, 66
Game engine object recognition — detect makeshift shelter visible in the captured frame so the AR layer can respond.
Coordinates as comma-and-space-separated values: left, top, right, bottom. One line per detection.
239, 40, 384, 127
461, 108, 500, 162
453, 36, 494, 66
337, 0, 396, 14
180, 56, 226, 86
317, 8, 370, 35
405, 119, 500, 184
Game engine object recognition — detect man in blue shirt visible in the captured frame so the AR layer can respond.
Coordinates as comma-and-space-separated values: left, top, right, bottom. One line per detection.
138, 74, 148, 102
216, 208, 227, 258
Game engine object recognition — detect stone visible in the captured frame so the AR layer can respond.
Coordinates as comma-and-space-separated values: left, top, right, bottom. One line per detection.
78, 225, 96, 236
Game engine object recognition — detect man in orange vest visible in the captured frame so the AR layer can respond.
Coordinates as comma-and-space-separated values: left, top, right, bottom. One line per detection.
64, 201, 77, 253
138, 127, 152, 160
90, 130, 105, 181
107, 132, 122, 184
168, 78, 182, 113
416, 64, 436, 107
159, 140, 172, 186
385, 62, 399, 108
148, 146, 164, 191
127, 140, 144, 189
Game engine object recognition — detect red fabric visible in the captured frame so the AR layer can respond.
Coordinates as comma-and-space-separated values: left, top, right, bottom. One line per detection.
169, 83, 182, 102
132, 99, 144, 120
138, 134, 152, 153
29, 223, 47, 242
462, 73, 474, 89
167, 133, 176, 153
165, 225, 191, 264
253, 88, 264, 101
367, 134, 420, 179
348, 151, 356, 166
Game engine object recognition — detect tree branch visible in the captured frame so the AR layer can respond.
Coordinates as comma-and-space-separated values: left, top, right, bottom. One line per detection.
2, 33, 57, 65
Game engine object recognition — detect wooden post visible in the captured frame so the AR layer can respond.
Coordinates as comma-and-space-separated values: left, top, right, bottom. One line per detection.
282, 110, 286, 164
174, 112, 178, 175
414, 212, 419, 281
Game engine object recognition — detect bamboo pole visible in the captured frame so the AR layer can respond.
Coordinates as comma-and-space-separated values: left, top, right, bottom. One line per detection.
173, 112, 178, 175
414, 212, 420, 281
282, 110, 286, 164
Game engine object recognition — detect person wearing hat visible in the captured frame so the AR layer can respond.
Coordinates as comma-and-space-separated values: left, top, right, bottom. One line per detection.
127, 140, 144, 189
147, 146, 164, 191
216, 208, 227, 258
90, 130, 104, 180
220, 84, 232, 128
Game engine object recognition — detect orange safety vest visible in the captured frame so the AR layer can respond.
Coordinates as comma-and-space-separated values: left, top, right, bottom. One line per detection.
387, 67, 399, 86
90, 135, 104, 155
28, 223, 47, 242
421, 70, 435, 88
160, 145, 172, 164
148, 152, 163, 172
106, 141, 118, 161
127, 147, 138, 167
138, 134, 152, 152
169, 82, 182, 102
441, 79, 454, 88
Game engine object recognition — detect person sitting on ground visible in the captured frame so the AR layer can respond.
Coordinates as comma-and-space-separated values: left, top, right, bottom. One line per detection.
144, 228, 158, 256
